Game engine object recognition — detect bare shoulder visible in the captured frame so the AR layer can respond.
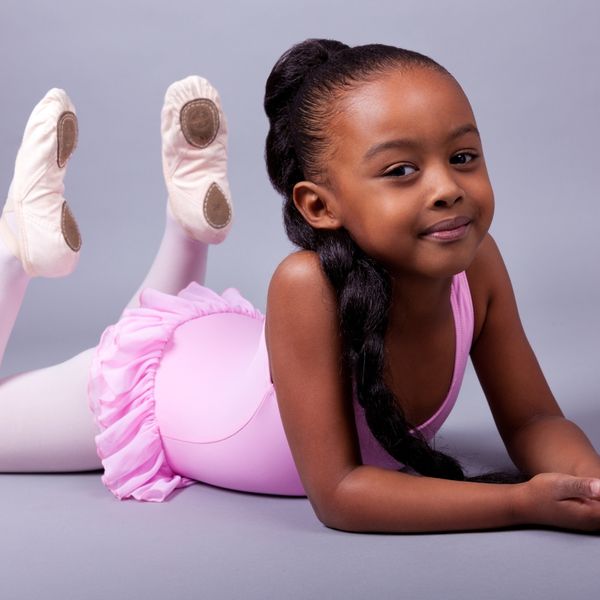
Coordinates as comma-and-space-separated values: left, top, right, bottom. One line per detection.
466, 233, 563, 445
267, 250, 338, 334
268, 250, 335, 301
465, 233, 510, 346
266, 249, 339, 379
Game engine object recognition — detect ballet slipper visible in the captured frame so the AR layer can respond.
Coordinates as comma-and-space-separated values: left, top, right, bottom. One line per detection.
161, 75, 233, 244
0, 88, 82, 277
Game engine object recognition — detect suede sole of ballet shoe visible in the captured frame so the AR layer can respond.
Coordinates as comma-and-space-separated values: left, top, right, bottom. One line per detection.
180, 99, 219, 148
204, 183, 231, 229
61, 201, 82, 251
57, 111, 78, 168
56, 111, 81, 253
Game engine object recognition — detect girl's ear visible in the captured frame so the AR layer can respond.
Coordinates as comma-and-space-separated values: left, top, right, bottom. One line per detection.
292, 180, 343, 230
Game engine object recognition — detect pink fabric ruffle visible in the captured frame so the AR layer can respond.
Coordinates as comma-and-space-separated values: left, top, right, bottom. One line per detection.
87, 282, 265, 502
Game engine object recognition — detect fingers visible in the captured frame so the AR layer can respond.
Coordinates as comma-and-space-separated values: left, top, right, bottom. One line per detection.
561, 476, 600, 500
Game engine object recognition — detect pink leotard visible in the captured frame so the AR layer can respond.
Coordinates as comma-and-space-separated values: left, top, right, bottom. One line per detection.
87, 271, 474, 502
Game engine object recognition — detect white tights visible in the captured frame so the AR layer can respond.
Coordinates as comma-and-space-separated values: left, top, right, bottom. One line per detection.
0, 205, 208, 471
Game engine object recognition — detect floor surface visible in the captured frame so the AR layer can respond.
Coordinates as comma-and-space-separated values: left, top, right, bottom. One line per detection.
1, 355, 599, 600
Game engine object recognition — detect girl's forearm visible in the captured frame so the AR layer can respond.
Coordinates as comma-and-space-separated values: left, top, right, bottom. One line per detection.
322, 465, 524, 533
505, 415, 600, 478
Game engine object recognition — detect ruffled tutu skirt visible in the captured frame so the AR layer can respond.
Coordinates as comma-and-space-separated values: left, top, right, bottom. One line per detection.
87, 282, 305, 502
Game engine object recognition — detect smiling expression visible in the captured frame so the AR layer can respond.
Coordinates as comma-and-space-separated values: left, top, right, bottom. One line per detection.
306, 66, 495, 279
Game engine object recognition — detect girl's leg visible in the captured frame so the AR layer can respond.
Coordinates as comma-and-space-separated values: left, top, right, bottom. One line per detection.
123, 76, 233, 310
0, 345, 100, 471
122, 204, 209, 310
0, 241, 98, 472
0, 89, 101, 472
0, 87, 82, 365
0, 241, 29, 365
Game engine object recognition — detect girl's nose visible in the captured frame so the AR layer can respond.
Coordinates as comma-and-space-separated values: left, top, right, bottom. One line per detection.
427, 165, 464, 208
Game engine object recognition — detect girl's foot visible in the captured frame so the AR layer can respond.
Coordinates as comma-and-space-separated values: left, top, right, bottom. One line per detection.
161, 75, 233, 244
0, 88, 82, 278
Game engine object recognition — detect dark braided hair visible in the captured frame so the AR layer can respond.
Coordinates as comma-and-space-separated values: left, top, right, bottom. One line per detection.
264, 38, 526, 485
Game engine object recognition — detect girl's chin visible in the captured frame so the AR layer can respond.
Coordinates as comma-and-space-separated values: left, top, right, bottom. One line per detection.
392, 244, 480, 280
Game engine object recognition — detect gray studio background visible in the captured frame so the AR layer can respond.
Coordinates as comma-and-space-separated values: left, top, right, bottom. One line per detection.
1, 1, 599, 599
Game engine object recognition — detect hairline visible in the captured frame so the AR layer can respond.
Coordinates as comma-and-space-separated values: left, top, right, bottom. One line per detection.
301, 61, 453, 187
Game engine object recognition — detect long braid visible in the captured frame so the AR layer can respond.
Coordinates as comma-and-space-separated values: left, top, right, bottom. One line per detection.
315, 228, 466, 480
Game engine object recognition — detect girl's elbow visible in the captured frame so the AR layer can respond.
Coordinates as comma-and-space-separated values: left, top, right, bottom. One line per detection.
306, 491, 344, 530
314, 500, 357, 532
309, 482, 363, 532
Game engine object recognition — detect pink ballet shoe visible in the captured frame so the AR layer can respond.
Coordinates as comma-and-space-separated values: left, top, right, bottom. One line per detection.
161, 76, 233, 244
0, 88, 82, 277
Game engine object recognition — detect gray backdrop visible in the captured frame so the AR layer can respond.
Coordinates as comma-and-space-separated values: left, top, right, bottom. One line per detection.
0, 1, 599, 599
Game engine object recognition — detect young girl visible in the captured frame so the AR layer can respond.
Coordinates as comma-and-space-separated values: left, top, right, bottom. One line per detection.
1, 39, 600, 534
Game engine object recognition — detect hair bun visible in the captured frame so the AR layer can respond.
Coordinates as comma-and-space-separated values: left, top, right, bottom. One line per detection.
264, 38, 348, 121
264, 38, 348, 197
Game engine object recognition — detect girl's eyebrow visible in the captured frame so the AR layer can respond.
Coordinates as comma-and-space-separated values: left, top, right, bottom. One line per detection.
362, 123, 480, 162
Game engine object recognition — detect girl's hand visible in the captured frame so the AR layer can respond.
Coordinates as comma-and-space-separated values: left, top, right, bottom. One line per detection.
516, 473, 600, 532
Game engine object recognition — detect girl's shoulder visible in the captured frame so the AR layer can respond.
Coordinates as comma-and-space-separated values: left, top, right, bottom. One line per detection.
270, 249, 324, 282
267, 249, 337, 322
265, 249, 342, 396
465, 232, 515, 348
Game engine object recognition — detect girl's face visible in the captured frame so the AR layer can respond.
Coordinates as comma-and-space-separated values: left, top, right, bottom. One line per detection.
321, 66, 494, 280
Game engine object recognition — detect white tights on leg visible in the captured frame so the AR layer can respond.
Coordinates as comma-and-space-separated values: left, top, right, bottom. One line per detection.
0, 209, 209, 472
0, 346, 101, 471
0, 226, 29, 364
0, 238, 101, 471
123, 204, 208, 311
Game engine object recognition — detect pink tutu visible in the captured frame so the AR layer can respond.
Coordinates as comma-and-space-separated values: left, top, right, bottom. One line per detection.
87, 282, 265, 502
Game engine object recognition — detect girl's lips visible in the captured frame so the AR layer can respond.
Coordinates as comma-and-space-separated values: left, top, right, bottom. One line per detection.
420, 216, 473, 241
421, 222, 471, 241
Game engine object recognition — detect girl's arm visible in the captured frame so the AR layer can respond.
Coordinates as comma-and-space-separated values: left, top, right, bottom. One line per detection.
267, 249, 600, 533
467, 234, 600, 478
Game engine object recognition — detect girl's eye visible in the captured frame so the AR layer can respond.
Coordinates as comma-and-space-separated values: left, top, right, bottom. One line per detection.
382, 153, 479, 178
450, 152, 478, 165
382, 164, 417, 178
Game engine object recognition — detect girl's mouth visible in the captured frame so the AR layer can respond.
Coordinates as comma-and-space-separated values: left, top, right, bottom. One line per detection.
420, 216, 472, 242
